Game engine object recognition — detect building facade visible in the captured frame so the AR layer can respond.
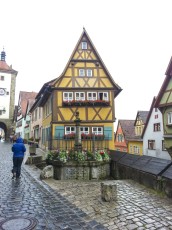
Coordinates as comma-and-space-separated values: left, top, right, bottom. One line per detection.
34, 28, 122, 151
0, 49, 18, 140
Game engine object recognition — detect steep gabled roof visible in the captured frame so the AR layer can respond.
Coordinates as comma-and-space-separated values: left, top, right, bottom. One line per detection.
141, 97, 156, 138
19, 91, 37, 116
53, 28, 122, 97
154, 57, 172, 108
119, 119, 135, 140
134, 111, 149, 126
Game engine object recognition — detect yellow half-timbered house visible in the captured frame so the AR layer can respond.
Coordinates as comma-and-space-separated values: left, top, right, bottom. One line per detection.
35, 28, 122, 150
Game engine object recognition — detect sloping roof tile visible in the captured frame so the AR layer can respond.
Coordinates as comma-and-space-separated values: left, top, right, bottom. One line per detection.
119, 120, 135, 140
19, 91, 37, 116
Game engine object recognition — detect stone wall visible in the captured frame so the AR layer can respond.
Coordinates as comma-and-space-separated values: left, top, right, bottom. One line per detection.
48, 160, 110, 180
110, 150, 172, 198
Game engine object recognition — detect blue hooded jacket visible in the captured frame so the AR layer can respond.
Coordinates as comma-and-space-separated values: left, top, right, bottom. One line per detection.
12, 137, 26, 158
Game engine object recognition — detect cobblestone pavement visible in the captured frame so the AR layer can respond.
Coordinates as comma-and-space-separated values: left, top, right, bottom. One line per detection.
0, 142, 106, 230
1, 142, 172, 230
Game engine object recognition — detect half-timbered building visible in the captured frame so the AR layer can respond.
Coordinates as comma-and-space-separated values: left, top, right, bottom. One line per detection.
35, 28, 122, 150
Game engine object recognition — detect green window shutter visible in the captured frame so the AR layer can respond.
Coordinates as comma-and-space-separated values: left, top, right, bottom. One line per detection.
55, 126, 64, 138
104, 127, 112, 140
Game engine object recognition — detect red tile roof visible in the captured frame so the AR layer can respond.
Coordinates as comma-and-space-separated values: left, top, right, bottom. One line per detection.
119, 120, 135, 140
0, 61, 17, 74
19, 91, 37, 116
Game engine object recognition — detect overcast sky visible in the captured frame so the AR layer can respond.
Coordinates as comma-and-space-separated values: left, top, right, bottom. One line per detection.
1, 0, 172, 128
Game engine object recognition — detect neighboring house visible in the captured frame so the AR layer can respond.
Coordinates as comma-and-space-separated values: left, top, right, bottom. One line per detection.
24, 99, 35, 141
0, 48, 18, 140
128, 111, 149, 155
142, 97, 170, 160
29, 100, 43, 146
15, 91, 37, 139
154, 57, 172, 158
34, 28, 122, 151
115, 120, 135, 152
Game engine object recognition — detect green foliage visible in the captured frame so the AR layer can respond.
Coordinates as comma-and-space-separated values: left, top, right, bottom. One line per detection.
46, 148, 110, 163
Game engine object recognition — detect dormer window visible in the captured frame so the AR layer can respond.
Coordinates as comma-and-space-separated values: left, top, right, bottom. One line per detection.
82, 42, 87, 50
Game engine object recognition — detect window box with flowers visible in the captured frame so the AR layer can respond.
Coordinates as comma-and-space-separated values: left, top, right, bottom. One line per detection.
64, 133, 75, 139
63, 100, 110, 107
81, 133, 104, 140
46, 149, 110, 180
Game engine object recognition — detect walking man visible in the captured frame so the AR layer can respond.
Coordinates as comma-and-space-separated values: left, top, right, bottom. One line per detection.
11, 137, 26, 179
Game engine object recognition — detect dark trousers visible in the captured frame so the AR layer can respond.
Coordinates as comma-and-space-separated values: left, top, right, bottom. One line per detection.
13, 157, 23, 178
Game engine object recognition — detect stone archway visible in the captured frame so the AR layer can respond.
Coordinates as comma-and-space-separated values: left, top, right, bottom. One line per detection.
0, 122, 7, 140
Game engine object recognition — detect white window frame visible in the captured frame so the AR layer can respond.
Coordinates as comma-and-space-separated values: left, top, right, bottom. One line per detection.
87, 92, 97, 100
75, 92, 85, 101
133, 146, 140, 154
79, 69, 85, 77
92, 127, 103, 135
65, 126, 76, 135
167, 112, 172, 125
82, 42, 87, 50
80, 127, 89, 135
98, 92, 109, 101
86, 69, 92, 77
63, 92, 73, 101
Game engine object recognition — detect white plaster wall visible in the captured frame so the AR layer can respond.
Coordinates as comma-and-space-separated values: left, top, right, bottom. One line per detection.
0, 72, 11, 119
143, 108, 171, 160
15, 118, 26, 139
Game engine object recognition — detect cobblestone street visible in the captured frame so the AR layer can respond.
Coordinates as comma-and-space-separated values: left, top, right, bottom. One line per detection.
1, 142, 172, 229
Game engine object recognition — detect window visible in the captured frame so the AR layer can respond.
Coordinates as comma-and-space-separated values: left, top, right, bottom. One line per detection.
167, 112, 172, 125
155, 114, 158, 119
65, 126, 76, 135
154, 123, 160, 131
117, 134, 124, 142
98, 92, 108, 101
130, 145, 132, 153
82, 42, 87, 49
148, 140, 155, 150
63, 92, 73, 101
133, 146, 140, 154
0, 76, 4, 81
75, 92, 85, 101
79, 69, 85, 76
80, 127, 89, 134
86, 69, 92, 77
92, 127, 103, 135
162, 140, 166, 151
87, 92, 97, 100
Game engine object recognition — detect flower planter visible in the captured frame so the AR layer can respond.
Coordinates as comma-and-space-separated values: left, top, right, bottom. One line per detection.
29, 146, 36, 156
47, 160, 110, 180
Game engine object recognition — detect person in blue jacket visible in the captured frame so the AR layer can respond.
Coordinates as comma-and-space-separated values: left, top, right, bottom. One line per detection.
11, 137, 26, 179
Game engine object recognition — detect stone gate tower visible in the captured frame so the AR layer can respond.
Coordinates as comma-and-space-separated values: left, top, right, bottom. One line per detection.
0, 48, 18, 140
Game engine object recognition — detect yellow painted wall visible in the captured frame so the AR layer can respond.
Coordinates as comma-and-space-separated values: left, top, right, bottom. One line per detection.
128, 141, 143, 155
52, 122, 115, 150
42, 114, 52, 127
